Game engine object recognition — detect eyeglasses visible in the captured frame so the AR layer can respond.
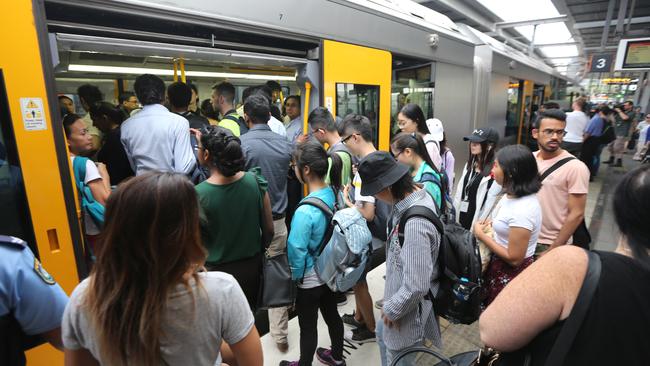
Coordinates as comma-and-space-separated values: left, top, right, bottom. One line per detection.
341, 133, 358, 145
393, 150, 403, 160
541, 129, 567, 138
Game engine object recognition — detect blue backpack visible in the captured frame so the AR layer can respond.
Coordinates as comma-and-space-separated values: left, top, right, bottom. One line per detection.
72, 157, 105, 228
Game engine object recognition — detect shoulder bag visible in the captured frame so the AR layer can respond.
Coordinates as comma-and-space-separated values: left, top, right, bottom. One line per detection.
72, 157, 105, 228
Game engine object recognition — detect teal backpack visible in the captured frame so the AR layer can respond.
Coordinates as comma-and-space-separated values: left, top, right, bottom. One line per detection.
72, 157, 105, 228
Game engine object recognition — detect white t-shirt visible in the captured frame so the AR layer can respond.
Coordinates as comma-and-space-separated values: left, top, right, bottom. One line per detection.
353, 172, 375, 204
70, 156, 102, 235
62, 271, 254, 366
564, 111, 590, 143
268, 116, 288, 137
491, 194, 541, 258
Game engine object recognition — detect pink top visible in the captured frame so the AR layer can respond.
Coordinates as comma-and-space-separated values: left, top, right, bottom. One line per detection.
534, 150, 590, 245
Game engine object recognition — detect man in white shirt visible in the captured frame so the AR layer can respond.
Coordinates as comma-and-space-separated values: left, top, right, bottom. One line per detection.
120, 74, 196, 175
562, 98, 589, 157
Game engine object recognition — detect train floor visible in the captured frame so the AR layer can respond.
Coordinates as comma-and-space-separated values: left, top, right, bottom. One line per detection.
259, 151, 641, 365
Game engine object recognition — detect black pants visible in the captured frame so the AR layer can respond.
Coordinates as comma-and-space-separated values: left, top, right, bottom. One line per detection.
286, 169, 303, 231
562, 141, 583, 158
206, 252, 262, 311
296, 284, 344, 365
580, 136, 600, 178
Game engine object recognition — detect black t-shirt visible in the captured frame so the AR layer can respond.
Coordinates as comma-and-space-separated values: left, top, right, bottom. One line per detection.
500, 251, 650, 366
97, 128, 134, 185
179, 111, 210, 130
458, 168, 481, 230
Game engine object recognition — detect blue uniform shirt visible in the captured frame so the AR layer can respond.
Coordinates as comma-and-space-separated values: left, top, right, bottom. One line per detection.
0, 236, 68, 335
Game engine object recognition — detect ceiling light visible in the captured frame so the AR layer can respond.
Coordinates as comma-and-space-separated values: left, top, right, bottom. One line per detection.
67, 64, 296, 81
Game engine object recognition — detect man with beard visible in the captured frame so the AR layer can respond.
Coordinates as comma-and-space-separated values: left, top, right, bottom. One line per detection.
532, 109, 590, 256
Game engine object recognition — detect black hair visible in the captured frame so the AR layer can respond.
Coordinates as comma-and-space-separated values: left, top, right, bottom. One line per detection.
134, 74, 165, 106
188, 83, 198, 95
466, 139, 497, 177
389, 173, 417, 201
77, 84, 103, 107
439, 132, 448, 154
200, 99, 219, 120
266, 80, 282, 92
598, 105, 612, 115
542, 102, 560, 110
341, 114, 373, 142
213, 82, 235, 104
534, 108, 567, 128
399, 103, 429, 134
391, 132, 437, 173
243, 94, 270, 124
200, 126, 244, 177
249, 85, 282, 121
284, 95, 301, 109
89, 101, 124, 126
118, 91, 136, 104
62, 113, 83, 138
308, 107, 337, 132
496, 144, 541, 198
614, 165, 650, 267
166, 82, 192, 109
293, 140, 343, 193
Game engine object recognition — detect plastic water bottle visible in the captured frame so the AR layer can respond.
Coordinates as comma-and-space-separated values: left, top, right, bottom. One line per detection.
452, 277, 471, 302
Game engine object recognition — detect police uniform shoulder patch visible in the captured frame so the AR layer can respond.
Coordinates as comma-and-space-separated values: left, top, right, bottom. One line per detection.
33, 258, 56, 285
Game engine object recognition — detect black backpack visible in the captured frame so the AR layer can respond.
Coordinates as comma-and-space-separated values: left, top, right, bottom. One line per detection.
398, 205, 482, 325
223, 114, 249, 135
599, 119, 616, 145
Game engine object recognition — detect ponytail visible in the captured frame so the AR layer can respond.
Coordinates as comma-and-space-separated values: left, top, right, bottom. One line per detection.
327, 151, 343, 194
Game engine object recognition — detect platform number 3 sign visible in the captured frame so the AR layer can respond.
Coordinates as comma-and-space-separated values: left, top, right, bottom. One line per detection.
590, 54, 612, 73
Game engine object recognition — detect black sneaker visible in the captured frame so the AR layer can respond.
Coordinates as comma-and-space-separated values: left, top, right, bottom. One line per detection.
613, 158, 623, 167
603, 156, 615, 164
344, 325, 376, 344
341, 311, 364, 328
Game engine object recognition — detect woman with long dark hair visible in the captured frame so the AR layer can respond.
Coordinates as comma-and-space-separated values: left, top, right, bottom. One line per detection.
280, 141, 345, 366
453, 127, 501, 230
62, 172, 263, 366
474, 145, 542, 306
195, 126, 274, 309
480, 165, 650, 365
90, 101, 134, 185
391, 132, 443, 210
396, 104, 442, 169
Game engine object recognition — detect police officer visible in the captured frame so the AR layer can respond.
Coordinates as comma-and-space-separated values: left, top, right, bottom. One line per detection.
0, 235, 68, 365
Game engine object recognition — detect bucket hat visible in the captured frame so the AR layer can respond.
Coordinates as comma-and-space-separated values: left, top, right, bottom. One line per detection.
358, 151, 410, 196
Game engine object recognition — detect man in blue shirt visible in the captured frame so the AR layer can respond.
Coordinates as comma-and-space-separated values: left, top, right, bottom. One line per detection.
580, 105, 610, 180
0, 236, 69, 365
240, 94, 292, 352
120, 74, 196, 175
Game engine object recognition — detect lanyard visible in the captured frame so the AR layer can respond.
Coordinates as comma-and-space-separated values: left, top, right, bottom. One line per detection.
463, 160, 481, 201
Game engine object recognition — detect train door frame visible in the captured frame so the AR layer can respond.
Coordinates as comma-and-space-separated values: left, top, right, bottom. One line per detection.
320, 40, 392, 151
3, 0, 87, 364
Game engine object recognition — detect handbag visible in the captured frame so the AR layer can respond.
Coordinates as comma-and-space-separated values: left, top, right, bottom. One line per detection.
539, 157, 591, 249
445, 250, 602, 366
391, 346, 454, 366
251, 168, 296, 309
476, 194, 504, 273
72, 156, 105, 228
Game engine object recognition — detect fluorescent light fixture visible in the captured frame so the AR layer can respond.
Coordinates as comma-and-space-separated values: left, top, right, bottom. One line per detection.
68, 64, 296, 81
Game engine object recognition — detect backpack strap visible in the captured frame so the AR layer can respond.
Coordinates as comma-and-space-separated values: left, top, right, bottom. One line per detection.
540, 157, 575, 182
543, 250, 601, 366
223, 114, 248, 134
297, 197, 334, 256
397, 205, 443, 248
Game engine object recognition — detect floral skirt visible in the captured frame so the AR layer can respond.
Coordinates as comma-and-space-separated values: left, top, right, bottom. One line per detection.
482, 255, 534, 307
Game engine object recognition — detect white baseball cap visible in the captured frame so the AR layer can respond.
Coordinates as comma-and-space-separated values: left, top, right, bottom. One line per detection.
426, 118, 444, 141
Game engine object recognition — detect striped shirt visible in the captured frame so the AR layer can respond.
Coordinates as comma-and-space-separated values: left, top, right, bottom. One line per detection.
382, 188, 441, 351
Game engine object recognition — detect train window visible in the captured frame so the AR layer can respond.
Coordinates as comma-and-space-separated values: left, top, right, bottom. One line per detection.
391, 64, 435, 139
336, 83, 380, 147
0, 71, 37, 252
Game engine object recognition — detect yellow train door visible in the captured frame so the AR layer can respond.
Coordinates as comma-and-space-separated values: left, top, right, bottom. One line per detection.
321, 40, 392, 151
1, 1, 86, 364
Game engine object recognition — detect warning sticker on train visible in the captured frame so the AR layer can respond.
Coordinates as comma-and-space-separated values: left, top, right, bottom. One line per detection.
20, 97, 47, 131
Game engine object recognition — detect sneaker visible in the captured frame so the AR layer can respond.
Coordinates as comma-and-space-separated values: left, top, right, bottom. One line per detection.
374, 298, 384, 309
613, 158, 623, 167
603, 156, 615, 164
279, 361, 299, 366
316, 347, 346, 365
344, 325, 376, 344
335, 292, 348, 307
341, 312, 364, 328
